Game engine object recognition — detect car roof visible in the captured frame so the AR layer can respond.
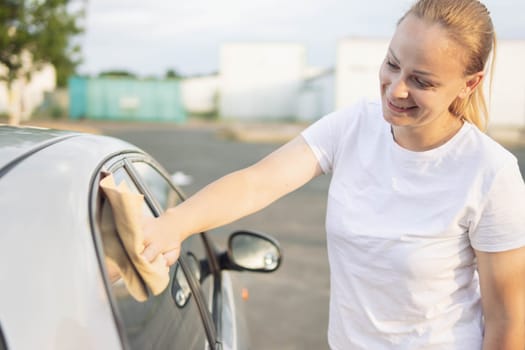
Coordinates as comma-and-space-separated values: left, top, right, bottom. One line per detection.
0, 125, 80, 174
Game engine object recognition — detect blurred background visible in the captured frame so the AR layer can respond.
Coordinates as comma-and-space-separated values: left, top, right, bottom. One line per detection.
1, 1, 524, 348
0, 0, 524, 133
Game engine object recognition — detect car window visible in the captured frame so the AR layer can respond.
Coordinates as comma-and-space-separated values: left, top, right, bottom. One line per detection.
112, 167, 152, 217
96, 164, 209, 349
131, 161, 216, 313
111, 261, 208, 350
132, 161, 182, 209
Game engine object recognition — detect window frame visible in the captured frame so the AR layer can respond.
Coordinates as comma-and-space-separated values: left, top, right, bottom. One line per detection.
0, 322, 8, 350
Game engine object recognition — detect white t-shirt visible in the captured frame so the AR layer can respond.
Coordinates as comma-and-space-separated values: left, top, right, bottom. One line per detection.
301, 98, 525, 350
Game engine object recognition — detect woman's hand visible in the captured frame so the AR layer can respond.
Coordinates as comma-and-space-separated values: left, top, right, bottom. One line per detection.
141, 212, 182, 267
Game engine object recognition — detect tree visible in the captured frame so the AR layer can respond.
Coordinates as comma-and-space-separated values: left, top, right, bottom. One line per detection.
165, 68, 181, 79
99, 70, 137, 79
0, 0, 84, 124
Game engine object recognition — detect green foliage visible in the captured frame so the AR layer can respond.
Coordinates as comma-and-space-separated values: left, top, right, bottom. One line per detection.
50, 104, 64, 119
165, 68, 181, 79
98, 70, 137, 78
0, 0, 84, 87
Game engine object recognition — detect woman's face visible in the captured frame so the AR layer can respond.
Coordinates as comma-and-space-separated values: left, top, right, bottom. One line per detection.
379, 14, 470, 131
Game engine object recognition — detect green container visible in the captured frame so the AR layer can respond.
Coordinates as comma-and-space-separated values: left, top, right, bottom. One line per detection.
68, 76, 186, 122
68, 76, 88, 119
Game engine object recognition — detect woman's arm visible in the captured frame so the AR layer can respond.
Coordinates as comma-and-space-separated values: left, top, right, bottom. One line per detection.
142, 135, 323, 264
476, 246, 525, 350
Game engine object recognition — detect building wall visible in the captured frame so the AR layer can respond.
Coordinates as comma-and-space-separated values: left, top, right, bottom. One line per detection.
336, 38, 525, 128
68, 77, 186, 122
180, 75, 219, 116
297, 67, 335, 121
336, 38, 388, 110
0, 63, 56, 121
488, 41, 525, 127
219, 43, 306, 120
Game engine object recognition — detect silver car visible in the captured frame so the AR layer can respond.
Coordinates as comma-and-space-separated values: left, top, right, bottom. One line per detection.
0, 125, 282, 350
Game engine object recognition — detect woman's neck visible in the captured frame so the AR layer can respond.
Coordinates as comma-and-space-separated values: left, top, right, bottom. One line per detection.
391, 116, 464, 152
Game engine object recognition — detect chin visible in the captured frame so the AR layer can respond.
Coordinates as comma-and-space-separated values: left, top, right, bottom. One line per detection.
382, 106, 403, 124
382, 110, 415, 128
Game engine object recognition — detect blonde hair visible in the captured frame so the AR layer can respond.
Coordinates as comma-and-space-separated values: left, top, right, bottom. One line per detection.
400, 0, 496, 131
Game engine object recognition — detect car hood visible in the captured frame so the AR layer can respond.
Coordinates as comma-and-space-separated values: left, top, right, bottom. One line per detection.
0, 126, 79, 174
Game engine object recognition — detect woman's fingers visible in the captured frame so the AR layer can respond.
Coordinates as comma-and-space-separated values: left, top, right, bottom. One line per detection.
142, 242, 159, 263
141, 215, 163, 262
142, 243, 180, 266
141, 214, 181, 266
163, 248, 180, 266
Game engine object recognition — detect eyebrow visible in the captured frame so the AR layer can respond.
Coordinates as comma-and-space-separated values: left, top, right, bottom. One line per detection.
388, 48, 438, 78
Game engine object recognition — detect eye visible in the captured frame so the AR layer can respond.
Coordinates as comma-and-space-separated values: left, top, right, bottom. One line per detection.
413, 76, 433, 89
385, 59, 399, 70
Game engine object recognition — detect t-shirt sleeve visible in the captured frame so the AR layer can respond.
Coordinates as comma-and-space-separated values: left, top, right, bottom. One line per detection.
469, 159, 525, 252
301, 99, 364, 174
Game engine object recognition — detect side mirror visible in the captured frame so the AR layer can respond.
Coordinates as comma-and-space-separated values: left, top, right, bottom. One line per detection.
226, 231, 282, 273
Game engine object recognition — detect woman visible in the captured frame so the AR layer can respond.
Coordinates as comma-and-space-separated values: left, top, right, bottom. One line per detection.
142, 0, 525, 348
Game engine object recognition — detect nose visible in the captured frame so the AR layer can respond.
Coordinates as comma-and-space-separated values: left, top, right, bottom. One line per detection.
388, 76, 409, 99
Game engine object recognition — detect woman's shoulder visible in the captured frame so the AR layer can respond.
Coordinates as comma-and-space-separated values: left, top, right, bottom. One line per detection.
461, 122, 518, 172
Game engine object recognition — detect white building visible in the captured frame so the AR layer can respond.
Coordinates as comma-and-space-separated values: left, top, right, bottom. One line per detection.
488, 40, 525, 127
219, 43, 306, 120
180, 74, 219, 116
297, 67, 335, 121
336, 38, 387, 109
336, 37, 525, 128
0, 52, 56, 122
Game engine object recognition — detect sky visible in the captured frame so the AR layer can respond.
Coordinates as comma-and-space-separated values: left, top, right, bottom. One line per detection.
78, 0, 525, 77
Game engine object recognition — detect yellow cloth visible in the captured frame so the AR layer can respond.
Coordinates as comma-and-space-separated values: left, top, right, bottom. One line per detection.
99, 174, 169, 302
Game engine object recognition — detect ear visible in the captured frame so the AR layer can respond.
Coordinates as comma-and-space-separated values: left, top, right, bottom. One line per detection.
458, 71, 484, 99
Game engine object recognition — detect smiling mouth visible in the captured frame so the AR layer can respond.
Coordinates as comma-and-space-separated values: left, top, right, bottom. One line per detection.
387, 100, 418, 113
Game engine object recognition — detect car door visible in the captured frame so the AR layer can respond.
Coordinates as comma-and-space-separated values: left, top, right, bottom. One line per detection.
90, 153, 219, 349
